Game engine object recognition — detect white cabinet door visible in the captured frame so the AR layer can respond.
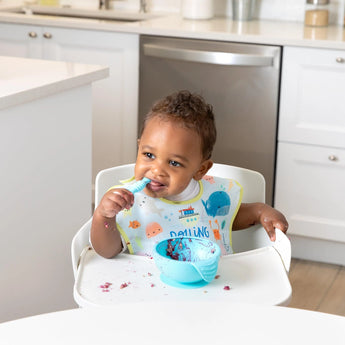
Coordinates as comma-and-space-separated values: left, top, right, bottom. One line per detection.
41, 27, 139, 179
275, 142, 345, 243
0, 23, 42, 58
279, 46, 345, 149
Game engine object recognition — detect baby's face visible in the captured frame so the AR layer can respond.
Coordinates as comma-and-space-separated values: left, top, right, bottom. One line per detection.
135, 117, 209, 198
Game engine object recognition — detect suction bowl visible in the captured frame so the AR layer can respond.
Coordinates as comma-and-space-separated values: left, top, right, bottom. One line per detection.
153, 237, 221, 288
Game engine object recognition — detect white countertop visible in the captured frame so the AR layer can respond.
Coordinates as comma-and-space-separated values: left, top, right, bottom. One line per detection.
0, 7, 345, 50
0, 55, 109, 110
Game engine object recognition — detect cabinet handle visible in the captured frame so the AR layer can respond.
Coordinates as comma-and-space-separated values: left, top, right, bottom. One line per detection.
28, 31, 37, 38
335, 57, 344, 63
328, 155, 339, 162
43, 32, 53, 39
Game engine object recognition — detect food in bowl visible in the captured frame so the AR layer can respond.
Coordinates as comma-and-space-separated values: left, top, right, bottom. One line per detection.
153, 237, 221, 287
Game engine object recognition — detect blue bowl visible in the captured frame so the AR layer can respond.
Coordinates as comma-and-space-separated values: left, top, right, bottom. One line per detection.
153, 237, 221, 287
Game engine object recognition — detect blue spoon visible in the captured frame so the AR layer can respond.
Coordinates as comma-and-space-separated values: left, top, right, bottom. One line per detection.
125, 177, 151, 194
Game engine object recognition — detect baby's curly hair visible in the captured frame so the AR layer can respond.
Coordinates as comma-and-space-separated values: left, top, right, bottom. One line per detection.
141, 90, 217, 160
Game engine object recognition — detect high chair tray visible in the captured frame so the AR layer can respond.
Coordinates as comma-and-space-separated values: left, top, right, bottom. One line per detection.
74, 246, 292, 307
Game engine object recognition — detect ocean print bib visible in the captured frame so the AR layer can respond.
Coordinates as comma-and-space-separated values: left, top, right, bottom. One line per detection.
115, 175, 243, 256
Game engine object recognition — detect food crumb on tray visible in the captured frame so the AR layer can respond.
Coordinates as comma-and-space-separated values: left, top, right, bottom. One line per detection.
120, 282, 131, 289
100, 282, 112, 292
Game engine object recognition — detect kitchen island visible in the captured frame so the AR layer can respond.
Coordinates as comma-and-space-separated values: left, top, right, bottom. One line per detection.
0, 56, 108, 323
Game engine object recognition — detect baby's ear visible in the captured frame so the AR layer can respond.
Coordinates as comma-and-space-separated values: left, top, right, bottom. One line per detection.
194, 160, 213, 180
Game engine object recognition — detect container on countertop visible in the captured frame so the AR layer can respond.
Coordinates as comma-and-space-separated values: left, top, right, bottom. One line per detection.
232, 0, 255, 21
304, 0, 330, 27
181, 0, 214, 20
39, 0, 60, 5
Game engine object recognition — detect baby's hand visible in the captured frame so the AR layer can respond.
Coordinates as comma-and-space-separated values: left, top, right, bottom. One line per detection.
97, 188, 134, 219
259, 205, 288, 242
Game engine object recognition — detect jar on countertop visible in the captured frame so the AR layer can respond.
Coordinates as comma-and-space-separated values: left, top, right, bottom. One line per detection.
304, 0, 330, 27
181, 0, 214, 20
39, 0, 60, 5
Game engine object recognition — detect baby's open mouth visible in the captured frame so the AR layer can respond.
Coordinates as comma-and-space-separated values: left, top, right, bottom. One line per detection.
148, 180, 166, 192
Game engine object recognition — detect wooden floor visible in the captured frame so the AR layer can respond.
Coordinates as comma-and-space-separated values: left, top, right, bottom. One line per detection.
288, 258, 345, 317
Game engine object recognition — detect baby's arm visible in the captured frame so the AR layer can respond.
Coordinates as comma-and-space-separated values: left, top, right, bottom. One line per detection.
233, 203, 288, 241
90, 188, 134, 258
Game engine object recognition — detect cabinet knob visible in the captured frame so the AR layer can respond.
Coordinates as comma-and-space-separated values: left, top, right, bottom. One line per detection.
328, 155, 339, 162
335, 57, 345, 63
43, 32, 53, 39
28, 31, 37, 38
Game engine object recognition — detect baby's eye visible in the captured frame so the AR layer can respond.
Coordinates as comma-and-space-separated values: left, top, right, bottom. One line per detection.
170, 160, 181, 167
144, 152, 155, 159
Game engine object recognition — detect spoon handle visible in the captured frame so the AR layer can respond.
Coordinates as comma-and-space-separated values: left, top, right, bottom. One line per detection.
125, 177, 151, 194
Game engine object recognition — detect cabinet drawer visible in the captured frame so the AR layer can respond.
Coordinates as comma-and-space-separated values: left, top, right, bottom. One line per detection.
274, 142, 345, 243
279, 46, 345, 148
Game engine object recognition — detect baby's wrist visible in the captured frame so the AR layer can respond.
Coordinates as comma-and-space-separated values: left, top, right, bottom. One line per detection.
254, 202, 265, 216
94, 207, 116, 221
96, 211, 116, 231
256, 203, 270, 223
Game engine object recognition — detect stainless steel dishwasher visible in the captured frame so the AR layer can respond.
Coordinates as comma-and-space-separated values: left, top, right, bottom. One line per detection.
139, 36, 281, 205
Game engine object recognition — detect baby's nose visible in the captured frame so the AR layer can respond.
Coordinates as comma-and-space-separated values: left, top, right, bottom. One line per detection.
151, 161, 165, 176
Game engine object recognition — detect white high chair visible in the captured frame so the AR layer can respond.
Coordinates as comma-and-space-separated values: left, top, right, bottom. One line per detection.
72, 163, 291, 307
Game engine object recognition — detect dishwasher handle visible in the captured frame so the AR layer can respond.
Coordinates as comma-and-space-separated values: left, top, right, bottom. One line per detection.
143, 43, 274, 67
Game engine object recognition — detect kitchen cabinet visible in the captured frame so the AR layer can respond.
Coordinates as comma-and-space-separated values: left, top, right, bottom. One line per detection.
0, 23, 42, 57
275, 46, 345, 265
278, 46, 345, 148
0, 23, 139, 188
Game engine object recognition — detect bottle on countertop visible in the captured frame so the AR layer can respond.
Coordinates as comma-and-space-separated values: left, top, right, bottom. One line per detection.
304, 0, 330, 27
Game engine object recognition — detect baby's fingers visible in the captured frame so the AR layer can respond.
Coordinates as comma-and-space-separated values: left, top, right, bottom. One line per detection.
100, 189, 134, 217
111, 189, 134, 210
262, 218, 276, 242
273, 220, 289, 234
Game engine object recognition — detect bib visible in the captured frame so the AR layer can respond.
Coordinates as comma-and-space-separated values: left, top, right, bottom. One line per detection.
115, 175, 242, 256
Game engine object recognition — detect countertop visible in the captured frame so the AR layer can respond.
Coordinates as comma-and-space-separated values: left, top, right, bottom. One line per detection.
0, 55, 109, 110
0, 6, 345, 50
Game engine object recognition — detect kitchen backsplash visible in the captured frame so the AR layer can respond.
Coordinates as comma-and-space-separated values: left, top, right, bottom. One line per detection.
251, 0, 344, 24
113, 0, 345, 25
4, 0, 345, 25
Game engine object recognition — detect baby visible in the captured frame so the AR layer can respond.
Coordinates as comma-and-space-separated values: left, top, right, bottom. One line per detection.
91, 90, 288, 258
